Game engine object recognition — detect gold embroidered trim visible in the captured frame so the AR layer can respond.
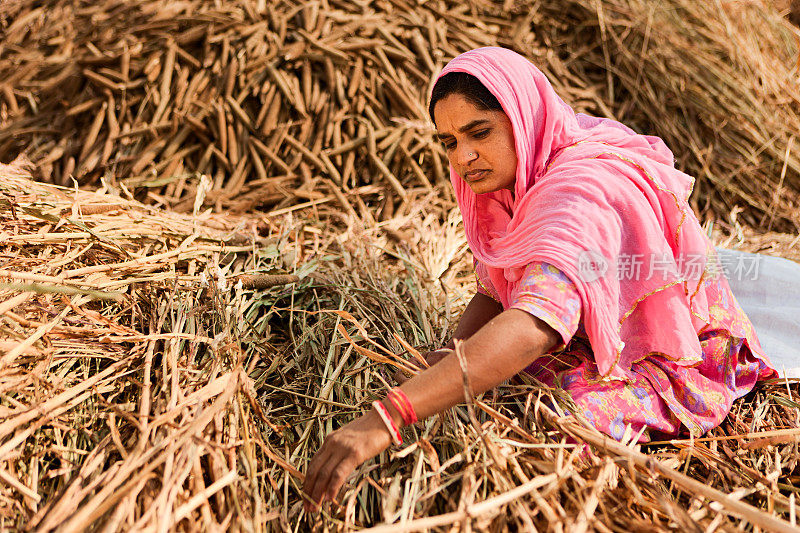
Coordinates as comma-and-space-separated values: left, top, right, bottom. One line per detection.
476, 274, 501, 303
631, 349, 703, 366
618, 279, 683, 326
542, 140, 617, 175
511, 294, 572, 341
686, 262, 708, 320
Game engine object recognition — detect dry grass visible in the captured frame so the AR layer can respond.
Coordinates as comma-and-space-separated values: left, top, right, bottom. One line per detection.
1, 0, 800, 230
0, 158, 292, 529
2, 0, 800, 529
710, 206, 800, 263
533, 0, 800, 232
1, 160, 799, 531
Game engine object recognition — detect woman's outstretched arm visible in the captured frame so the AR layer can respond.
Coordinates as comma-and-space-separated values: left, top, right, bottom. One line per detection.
302, 308, 560, 512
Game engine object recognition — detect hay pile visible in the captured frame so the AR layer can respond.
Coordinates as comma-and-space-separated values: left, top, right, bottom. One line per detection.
3, 0, 800, 530
0, 158, 297, 529
2, 0, 800, 230
2, 161, 800, 531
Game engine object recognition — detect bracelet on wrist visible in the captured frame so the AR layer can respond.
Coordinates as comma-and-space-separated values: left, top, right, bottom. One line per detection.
387, 388, 418, 426
372, 400, 402, 445
386, 394, 409, 427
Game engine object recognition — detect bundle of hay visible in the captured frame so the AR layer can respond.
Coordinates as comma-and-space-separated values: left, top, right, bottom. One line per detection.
2, 0, 800, 231
0, 158, 302, 529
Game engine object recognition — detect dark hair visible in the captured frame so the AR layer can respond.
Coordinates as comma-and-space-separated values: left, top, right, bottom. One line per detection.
428, 72, 503, 125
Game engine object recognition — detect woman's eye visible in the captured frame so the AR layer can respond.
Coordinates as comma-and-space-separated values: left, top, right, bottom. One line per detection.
473, 129, 490, 139
444, 141, 456, 150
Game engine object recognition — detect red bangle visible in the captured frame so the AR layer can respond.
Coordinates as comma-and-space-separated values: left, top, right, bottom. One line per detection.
388, 388, 418, 425
391, 389, 416, 424
386, 393, 410, 426
372, 400, 401, 445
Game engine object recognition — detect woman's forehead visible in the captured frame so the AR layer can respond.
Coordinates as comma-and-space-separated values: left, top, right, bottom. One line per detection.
434, 94, 501, 133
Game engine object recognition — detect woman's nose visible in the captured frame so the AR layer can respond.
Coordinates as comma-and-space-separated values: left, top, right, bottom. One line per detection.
454, 145, 477, 166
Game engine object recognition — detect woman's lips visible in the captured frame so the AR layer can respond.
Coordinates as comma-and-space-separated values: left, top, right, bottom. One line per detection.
464, 169, 490, 181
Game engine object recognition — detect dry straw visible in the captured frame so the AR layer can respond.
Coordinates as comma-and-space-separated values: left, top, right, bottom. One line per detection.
1, 0, 800, 231
1, 159, 799, 530
0, 159, 301, 530
2, 0, 800, 530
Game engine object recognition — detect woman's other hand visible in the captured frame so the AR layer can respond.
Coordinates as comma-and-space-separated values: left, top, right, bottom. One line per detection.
422, 348, 453, 367
302, 409, 393, 512
393, 348, 453, 384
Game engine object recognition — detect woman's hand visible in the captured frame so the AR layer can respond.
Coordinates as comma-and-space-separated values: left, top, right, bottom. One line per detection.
303, 409, 393, 512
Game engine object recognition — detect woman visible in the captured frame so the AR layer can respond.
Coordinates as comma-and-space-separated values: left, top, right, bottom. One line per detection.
302, 47, 776, 512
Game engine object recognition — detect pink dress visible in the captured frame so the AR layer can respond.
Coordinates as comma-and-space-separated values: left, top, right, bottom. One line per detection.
475, 260, 776, 441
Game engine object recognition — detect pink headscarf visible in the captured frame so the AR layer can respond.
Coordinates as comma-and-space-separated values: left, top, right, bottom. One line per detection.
437, 47, 728, 379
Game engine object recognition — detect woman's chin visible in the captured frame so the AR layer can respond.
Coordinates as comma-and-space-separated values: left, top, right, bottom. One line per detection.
463, 177, 486, 193
464, 171, 517, 195
469, 181, 503, 195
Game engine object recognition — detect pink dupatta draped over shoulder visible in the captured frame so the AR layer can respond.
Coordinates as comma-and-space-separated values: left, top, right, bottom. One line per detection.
437, 47, 770, 380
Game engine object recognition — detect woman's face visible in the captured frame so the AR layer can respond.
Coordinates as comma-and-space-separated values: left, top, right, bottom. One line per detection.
433, 93, 518, 195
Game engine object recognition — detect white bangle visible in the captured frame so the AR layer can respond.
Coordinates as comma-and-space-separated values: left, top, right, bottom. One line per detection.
372, 400, 402, 445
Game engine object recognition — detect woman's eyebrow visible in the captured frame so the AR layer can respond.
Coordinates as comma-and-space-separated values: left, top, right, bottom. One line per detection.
457, 119, 491, 132
436, 119, 491, 140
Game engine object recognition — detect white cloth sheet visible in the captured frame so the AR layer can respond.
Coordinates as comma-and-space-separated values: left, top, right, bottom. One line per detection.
716, 247, 800, 378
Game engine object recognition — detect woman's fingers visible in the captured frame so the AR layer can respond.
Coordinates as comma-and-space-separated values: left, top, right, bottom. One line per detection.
303, 441, 337, 510
305, 441, 359, 511
323, 456, 359, 503
304, 410, 392, 513
425, 348, 452, 366
308, 454, 340, 510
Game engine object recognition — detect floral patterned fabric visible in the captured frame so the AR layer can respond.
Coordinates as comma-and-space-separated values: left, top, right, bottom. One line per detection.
475, 260, 776, 441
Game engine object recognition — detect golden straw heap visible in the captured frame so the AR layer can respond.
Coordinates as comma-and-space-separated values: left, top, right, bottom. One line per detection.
1, 0, 800, 530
